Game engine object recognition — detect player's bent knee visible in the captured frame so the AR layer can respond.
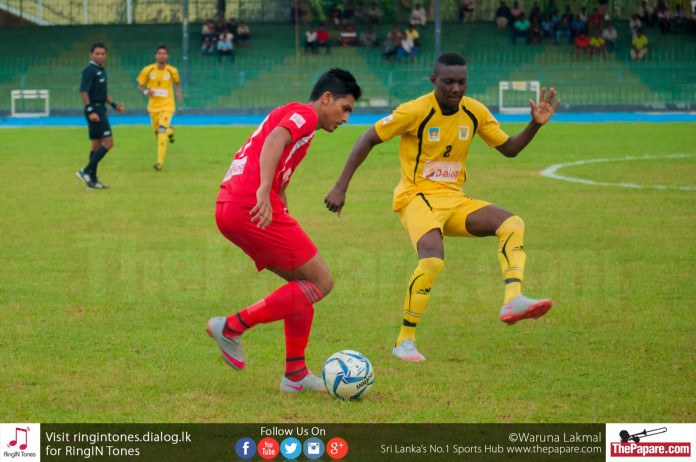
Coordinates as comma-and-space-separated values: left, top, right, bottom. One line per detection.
496, 215, 524, 236
420, 257, 444, 280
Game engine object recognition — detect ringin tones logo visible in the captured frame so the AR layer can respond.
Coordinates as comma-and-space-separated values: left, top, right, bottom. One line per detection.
0, 424, 41, 462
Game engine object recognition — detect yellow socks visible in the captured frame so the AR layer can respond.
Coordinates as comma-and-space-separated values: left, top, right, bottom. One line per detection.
496, 216, 526, 303
157, 132, 168, 165
397, 257, 443, 345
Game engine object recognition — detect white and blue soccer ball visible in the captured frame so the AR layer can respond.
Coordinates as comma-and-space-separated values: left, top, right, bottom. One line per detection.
322, 350, 374, 400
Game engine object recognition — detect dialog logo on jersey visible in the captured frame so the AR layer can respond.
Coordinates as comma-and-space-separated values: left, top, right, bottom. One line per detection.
606, 423, 695, 461
0, 423, 40, 462
234, 437, 256, 459
428, 127, 440, 142
289, 113, 306, 129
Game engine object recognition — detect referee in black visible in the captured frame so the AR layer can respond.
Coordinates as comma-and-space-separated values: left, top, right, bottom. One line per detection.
76, 42, 124, 190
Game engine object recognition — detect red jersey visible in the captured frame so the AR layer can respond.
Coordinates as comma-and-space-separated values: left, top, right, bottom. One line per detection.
218, 102, 317, 211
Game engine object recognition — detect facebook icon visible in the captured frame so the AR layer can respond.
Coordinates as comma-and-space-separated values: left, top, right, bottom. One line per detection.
235, 437, 256, 459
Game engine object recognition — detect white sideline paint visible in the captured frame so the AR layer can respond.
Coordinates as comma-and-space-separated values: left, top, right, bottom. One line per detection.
540, 154, 696, 191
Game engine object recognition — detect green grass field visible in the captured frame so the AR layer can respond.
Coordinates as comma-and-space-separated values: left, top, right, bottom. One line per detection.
1, 122, 694, 423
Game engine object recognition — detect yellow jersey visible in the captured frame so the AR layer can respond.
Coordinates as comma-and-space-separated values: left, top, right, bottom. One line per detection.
374, 92, 509, 211
136, 64, 180, 112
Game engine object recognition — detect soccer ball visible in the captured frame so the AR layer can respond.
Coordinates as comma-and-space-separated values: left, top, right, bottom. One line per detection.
322, 350, 374, 400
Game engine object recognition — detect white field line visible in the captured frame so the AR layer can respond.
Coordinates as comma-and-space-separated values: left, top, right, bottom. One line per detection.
540, 154, 696, 191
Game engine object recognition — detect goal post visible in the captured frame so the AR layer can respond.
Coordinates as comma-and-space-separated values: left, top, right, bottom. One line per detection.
498, 81, 539, 114
11, 89, 50, 118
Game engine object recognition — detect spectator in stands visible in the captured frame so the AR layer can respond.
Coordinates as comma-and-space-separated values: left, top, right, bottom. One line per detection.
529, 17, 542, 43
543, 0, 559, 19
360, 25, 378, 46
511, 12, 531, 44
201, 20, 217, 55
458, 0, 475, 22
397, 32, 416, 61
602, 23, 617, 52
300, 1, 314, 24
405, 23, 421, 51
589, 30, 606, 60
305, 26, 319, 54
317, 26, 331, 54
291, 0, 304, 24
411, 2, 427, 26
571, 14, 586, 39
343, 2, 356, 25
354, 3, 368, 25
217, 28, 235, 64
655, 0, 670, 34
540, 14, 554, 42
689, 6, 696, 34
636, 0, 650, 25
327, 4, 342, 28
579, 7, 588, 23
201, 19, 213, 39
339, 24, 357, 46
367, 2, 381, 24
381, 27, 400, 63
510, 1, 523, 21
529, 2, 541, 22
495, 1, 512, 29
562, 5, 574, 24
574, 31, 590, 60
630, 28, 648, 61
226, 18, 238, 38
671, 5, 686, 33
555, 16, 572, 44
630, 14, 643, 37
598, 0, 609, 19
588, 7, 604, 35
236, 21, 250, 46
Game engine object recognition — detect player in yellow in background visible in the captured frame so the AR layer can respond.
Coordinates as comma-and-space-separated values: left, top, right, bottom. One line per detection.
325, 53, 560, 362
136, 44, 183, 171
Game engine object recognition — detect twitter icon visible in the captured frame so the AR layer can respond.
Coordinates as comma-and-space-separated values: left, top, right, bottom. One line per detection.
280, 437, 302, 459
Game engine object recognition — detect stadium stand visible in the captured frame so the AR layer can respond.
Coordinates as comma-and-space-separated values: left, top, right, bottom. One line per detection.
0, 21, 694, 113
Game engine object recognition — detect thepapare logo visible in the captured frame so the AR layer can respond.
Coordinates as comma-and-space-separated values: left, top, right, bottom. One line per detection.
606, 424, 695, 461
0, 424, 40, 462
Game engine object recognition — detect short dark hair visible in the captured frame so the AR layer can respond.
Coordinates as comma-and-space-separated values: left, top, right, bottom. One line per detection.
91, 42, 107, 52
309, 68, 362, 102
435, 52, 467, 72
156, 44, 168, 52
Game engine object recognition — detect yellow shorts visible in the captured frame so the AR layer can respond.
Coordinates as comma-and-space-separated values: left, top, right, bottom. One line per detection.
399, 190, 491, 250
150, 111, 173, 133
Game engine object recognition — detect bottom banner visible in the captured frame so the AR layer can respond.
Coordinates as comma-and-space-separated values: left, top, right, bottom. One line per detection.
0, 423, 616, 462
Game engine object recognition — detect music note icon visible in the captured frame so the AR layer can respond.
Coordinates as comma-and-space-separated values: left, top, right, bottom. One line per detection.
8, 427, 29, 451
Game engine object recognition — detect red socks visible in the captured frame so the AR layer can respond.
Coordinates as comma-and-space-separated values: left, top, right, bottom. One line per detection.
224, 280, 322, 381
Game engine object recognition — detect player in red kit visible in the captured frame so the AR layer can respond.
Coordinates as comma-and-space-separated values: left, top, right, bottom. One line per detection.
207, 68, 362, 393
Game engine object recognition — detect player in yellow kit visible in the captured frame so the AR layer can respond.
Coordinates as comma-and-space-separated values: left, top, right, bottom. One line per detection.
136, 45, 183, 171
325, 53, 560, 362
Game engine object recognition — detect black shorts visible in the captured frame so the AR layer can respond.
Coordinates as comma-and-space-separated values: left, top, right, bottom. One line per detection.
85, 104, 112, 140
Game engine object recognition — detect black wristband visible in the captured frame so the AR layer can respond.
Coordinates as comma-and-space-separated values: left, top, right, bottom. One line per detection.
111, 102, 118, 109
86, 105, 94, 112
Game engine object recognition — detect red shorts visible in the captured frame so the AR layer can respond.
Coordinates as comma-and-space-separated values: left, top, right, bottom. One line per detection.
215, 201, 318, 272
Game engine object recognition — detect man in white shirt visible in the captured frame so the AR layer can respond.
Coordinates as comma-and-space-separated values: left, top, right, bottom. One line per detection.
602, 23, 617, 52
410, 3, 427, 26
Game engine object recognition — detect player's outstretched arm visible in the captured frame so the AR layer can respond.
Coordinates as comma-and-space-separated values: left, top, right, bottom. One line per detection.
325, 126, 383, 217
250, 126, 292, 229
496, 86, 560, 158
